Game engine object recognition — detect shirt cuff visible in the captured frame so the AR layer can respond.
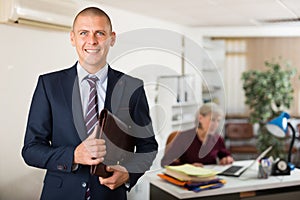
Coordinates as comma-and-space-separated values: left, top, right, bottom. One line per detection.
125, 181, 130, 188
72, 164, 79, 171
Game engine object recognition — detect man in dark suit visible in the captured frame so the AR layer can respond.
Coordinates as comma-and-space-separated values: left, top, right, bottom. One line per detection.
22, 7, 158, 200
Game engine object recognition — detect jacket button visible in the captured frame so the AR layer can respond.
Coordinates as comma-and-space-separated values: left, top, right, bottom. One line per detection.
81, 182, 87, 188
57, 164, 67, 171
57, 165, 63, 170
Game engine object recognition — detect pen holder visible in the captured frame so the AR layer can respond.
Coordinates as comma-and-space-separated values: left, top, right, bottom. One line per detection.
257, 159, 271, 179
258, 165, 269, 179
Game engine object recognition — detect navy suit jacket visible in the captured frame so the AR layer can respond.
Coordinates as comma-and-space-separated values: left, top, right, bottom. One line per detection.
22, 63, 158, 200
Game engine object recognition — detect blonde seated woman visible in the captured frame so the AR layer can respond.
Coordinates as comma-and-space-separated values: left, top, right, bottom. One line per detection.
161, 102, 234, 167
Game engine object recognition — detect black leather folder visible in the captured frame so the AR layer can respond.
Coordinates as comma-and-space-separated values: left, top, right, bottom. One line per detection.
90, 109, 136, 178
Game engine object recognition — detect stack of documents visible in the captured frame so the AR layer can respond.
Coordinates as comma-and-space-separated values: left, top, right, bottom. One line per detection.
159, 164, 226, 192
164, 164, 218, 182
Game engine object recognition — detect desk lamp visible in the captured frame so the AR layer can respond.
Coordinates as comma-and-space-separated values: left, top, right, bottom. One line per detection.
266, 112, 296, 175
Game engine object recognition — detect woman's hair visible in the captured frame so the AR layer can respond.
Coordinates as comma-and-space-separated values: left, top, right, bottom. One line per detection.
195, 102, 224, 128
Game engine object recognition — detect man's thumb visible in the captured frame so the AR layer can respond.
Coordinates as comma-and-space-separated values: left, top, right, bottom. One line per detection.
87, 124, 99, 139
106, 166, 114, 172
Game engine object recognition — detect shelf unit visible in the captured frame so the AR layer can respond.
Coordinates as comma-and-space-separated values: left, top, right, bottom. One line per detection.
171, 102, 198, 129
155, 75, 201, 146
201, 38, 226, 106
153, 38, 226, 147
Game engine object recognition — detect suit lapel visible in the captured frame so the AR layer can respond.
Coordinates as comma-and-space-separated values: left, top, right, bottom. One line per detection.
105, 67, 125, 114
60, 65, 127, 141
61, 65, 87, 141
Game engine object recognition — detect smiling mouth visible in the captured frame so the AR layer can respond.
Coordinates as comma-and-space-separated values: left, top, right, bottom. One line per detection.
85, 49, 100, 53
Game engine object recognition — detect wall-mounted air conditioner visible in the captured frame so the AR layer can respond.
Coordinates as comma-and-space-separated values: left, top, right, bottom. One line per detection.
0, 0, 81, 31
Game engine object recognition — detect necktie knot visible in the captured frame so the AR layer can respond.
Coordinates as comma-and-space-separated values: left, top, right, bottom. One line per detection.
86, 76, 98, 87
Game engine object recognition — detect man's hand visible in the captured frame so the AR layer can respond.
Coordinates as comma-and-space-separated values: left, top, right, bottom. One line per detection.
99, 165, 129, 190
74, 126, 106, 165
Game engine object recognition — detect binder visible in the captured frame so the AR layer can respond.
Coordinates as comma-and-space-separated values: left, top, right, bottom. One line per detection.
90, 109, 136, 177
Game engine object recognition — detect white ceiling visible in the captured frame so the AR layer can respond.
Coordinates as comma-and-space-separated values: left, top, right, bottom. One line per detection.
96, 0, 300, 27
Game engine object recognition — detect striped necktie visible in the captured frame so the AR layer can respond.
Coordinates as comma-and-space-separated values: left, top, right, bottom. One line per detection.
85, 76, 99, 135
85, 76, 99, 200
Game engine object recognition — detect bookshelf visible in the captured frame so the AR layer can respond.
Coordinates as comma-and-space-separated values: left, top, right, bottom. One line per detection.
155, 75, 200, 145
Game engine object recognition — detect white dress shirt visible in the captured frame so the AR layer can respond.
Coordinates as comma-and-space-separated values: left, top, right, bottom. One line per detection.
76, 63, 108, 117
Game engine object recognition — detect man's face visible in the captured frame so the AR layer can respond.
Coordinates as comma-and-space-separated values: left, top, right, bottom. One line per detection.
70, 15, 116, 71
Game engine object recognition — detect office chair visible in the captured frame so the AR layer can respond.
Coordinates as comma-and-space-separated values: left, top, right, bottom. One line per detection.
225, 123, 258, 160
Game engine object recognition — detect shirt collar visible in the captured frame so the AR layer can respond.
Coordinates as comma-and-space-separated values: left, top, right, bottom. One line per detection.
76, 62, 108, 84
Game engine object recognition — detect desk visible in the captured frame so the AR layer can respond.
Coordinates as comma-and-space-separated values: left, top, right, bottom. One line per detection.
150, 160, 300, 200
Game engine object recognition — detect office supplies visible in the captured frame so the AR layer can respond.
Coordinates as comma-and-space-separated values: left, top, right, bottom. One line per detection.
151, 165, 300, 199
192, 182, 224, 192
164, 164, 218, 182
257, 158, 271, 179
218, 146, 272, 177
157, 173, 226, 193
271, 159, 290, 175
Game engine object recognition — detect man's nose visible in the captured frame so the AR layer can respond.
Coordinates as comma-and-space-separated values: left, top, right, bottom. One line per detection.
88, 34, 97, 44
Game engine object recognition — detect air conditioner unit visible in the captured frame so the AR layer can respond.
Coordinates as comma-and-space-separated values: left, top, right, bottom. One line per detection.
0, 0, 81, 31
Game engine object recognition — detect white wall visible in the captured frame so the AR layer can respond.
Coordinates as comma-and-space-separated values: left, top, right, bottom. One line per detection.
0, 3, 191, 200
0, 24, 77, 200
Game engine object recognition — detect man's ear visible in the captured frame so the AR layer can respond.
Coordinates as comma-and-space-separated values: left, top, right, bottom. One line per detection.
110, 32, 116, 47
70, 31, 75, 47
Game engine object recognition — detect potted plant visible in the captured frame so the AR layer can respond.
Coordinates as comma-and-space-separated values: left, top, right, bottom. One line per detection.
241, 58, 297, 159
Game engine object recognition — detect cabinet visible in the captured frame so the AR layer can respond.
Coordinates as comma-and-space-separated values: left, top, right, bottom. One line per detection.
202, 82, 221, 104
155, 75, 201, 146
153, 39, 226, 147
171, 102, 198, 130
201, 38, 225, 107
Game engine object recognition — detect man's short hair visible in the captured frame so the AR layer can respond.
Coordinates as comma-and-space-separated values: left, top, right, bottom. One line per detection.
72, 7, 112, 31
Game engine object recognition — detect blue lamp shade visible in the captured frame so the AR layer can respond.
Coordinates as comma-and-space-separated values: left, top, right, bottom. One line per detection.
266, 112, 290, 138
266, 112, 296, 164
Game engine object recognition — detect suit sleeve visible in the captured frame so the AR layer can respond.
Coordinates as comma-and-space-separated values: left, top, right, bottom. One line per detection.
22, 76, 75, 173
125, 81, 158, 190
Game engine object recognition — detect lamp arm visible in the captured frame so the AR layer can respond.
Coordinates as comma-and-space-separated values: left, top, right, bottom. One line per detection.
287, 122, 296, 163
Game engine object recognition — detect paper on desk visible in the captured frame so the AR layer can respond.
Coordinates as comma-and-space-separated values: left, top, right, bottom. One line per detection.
165, 164, 218, 177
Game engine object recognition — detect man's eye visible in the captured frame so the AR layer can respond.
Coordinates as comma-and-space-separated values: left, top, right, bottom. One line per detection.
97, 32, 105, 36
80, 31, 87, 35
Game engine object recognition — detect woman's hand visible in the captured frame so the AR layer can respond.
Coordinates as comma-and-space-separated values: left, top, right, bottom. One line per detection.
219, 156, 234, 165
192, 162, 204, 167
